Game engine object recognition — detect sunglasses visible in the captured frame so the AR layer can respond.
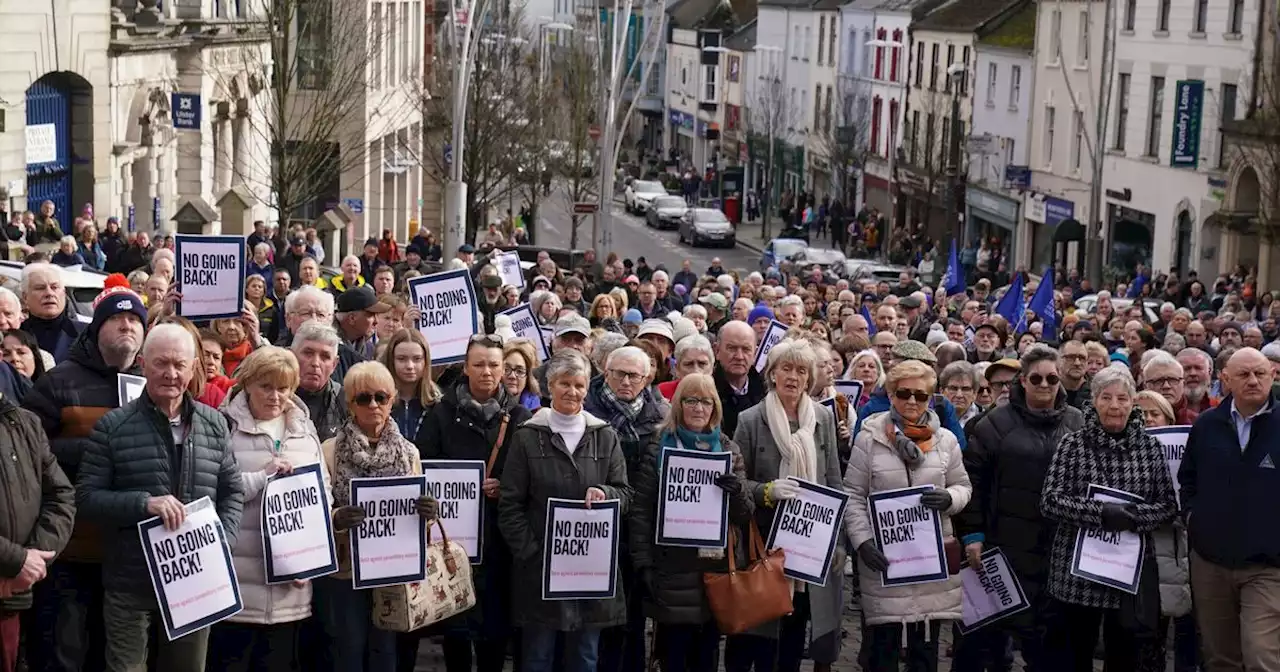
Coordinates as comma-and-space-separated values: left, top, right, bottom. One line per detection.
354, 392, 391, 407
894, 389, 930, 403
1027, 374, 1060, 387
469, 334, 504, 346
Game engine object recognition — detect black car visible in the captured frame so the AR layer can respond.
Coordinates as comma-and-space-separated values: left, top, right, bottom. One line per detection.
645, 195, 689, 230
678, 208, 735, 248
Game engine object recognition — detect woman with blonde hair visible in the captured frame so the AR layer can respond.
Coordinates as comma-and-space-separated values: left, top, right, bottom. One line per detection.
244, 274, 268, 313
589, 293, 619, 327
209, 346, 326, 671
502, 340, 542, 411
377, 328, 442, 453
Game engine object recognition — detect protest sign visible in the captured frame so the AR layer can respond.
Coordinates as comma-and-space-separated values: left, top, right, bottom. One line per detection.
833, 380, 865, 409
539, 326, 555, 353
261, 464, 338, 584
766, 478, 850, 585
117, 373, 146, 405
542, 498, 621, 600
349, 476, 427, 589
175, 235, 246, 320
496, 251, 525, 289
1070, 484, 1144, 594
958, 548, 1030, 633
1150, 426, 1190, 506
421, 460, 486, 564
820, 397, 836, 412
656, 447, 731, 548
754, 320, 790, 372
138, 497, 242, 640
500, 303, 552, 362
406, 269, 479, 365
869, 485, 949, 586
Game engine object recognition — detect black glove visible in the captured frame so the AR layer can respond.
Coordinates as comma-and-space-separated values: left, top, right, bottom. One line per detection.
919, 489, 952, 511
332, 506, 366, 532
857, 540, 890, 572
715, 473, 743, 495
1100, 503, 1139, 532
416, 495, 440, 521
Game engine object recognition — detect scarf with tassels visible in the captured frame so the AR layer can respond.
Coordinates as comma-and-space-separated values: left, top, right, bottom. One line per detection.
886, 407, 936, 467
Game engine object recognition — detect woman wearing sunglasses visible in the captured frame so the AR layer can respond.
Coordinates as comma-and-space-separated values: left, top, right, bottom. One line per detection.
844, 359, 971, 672
315, 361, 439, 672
950, 345, 1084, 670
412, 334, 533, 672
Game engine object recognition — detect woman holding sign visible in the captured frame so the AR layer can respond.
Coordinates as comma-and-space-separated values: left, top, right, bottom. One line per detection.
498, 349, 632, 672
729, 339, 845, 672
844, 359, 972, 672
208, 346, 328, 671
630, 373, 754, 672
1038, 366, 1178, 671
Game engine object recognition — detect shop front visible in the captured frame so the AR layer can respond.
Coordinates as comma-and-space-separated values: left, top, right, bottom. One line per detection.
1107, 203, 1155, 275
1025, 193, 1076, 270
669, 109, 695, 164
965, 185, 1019, 265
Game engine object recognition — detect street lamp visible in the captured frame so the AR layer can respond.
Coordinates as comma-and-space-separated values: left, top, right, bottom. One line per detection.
754, 44, 783, 240
868, 39, 905, 256
442, 0, 492, 258
537, 19, 574, 84
943, 61, 965, 243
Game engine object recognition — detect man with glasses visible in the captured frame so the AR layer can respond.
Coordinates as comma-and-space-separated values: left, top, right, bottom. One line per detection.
1060, 340, 1092, 410
985, 358, 1020, 407
273, 284, 334, 347
333, 287, 388, 380
871, 331, 898, 365
1143, 351, 1198, 424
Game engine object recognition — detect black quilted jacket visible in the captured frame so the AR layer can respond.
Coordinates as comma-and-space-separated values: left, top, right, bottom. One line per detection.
76, 392, 244, 603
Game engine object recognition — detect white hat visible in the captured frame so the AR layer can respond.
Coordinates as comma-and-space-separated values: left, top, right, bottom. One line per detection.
637, 319, 675, 346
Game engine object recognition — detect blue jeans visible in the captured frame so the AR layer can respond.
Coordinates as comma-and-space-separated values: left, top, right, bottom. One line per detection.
312, 578, 396, 672
522, 626, 601, 672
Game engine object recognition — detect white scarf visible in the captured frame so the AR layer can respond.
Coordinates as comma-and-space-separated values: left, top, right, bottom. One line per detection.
764, 391, 818, 482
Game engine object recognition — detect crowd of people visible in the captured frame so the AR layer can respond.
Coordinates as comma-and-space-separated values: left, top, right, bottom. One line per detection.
0, 206, 1276, 672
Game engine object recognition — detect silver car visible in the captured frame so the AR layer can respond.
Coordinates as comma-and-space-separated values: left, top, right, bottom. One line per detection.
645, 195, 688, 230
678, 208, 735, 248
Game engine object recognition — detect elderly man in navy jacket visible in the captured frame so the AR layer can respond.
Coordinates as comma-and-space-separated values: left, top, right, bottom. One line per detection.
1179, 347, 1280, 672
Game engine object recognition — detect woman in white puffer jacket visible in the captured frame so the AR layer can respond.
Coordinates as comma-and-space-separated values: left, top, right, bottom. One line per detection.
209, 346, 331, 672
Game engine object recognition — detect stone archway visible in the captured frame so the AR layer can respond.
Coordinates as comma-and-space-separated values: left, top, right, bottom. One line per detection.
1172, 197, 1196, 276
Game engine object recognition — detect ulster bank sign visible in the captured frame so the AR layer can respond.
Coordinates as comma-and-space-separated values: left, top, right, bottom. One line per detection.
1170, 80, 1204, 169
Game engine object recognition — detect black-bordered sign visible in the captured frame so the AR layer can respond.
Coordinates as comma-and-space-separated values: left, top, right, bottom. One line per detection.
406, 269, 479, 364
656, 447, 731, 548
499, 303, 552, 362
138, 496, 243, 641
958, 547, 1030, 633
175, 234, 246, 320
766, 477, 850, 585
833, 380, 865, 409
868, 484, 949, 587
117, 373, 146, 406
753, 320, 790, 372
542, 498, 621, 600
349, 476, 427, 590
421, 460, 486, 564
1070, 484, 1145, 594
262, 464, 339, 584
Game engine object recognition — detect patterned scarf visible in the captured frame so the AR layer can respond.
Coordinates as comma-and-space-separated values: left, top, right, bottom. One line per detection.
887, 407, 936, 467
661, 426, 723, 453
1082, 405, 1145, 451
330, 418, 419, 508
599, 382, 645, 446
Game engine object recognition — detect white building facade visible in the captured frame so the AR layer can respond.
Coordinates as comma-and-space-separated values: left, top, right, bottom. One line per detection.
746, 0, 813, 196
804, 0, 842, 198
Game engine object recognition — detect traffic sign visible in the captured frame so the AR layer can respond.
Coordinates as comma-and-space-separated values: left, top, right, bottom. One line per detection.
573, 202, 599, 214
588, 125, 601, 141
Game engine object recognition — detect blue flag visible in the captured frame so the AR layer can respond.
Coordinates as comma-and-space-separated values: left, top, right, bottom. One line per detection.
1026, 266, 1056, 335
943, 240, 966, 297
994, 272, 1025, 328
861, 304, 876, 335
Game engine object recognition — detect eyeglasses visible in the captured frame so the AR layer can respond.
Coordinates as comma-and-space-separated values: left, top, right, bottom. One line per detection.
989, 379, 1012, 391
291, 309, 333, 320
1027, 373, 1060, 387
894, 389, 930, 403
943, 385, 973, 394
608, 369, 646, 384
1145, 376, 1183, 388
354, 391, 391, 407
681, 397, 715, 409
504, 365, 527, 378
1062, 354, 1087, 362
977, 386, 992, 395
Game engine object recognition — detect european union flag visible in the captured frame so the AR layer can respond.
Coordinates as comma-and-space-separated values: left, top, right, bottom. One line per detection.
1027, 266, 1056, 335
994, 272, 1025, 328
943, 240, 966, 297
861, 303, 876, 335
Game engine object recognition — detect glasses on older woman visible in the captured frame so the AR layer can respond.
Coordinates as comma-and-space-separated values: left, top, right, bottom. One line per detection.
680, 397, 715, 408
504, 364, 527, 378
354, 391, 391, 407
894, 389, 930, 403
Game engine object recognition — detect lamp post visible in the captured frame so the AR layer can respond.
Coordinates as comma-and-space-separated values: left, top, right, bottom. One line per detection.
442, 0, 491, 256
868, 39, 906, 251
753, 44, 783, 241
942, 61, 965, 244
536, 18, 575, 84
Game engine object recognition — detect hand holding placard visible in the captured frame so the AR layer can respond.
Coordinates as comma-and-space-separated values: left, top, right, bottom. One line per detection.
147, 495, 187, 531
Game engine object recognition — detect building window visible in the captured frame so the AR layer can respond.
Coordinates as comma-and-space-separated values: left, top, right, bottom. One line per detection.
804, 27, 811, 60
960, 46, 970, 94
1123, 0, 1135, 30
801, 89, 809, 128
1078, 11, 1089, 65
1044, 106, 1056, 166
1147, 76, 1165, 156
818, 16, 826, 65
875, 28, 885, 78
930, 43, 939, 89
891, 29, 902, 82
371, 2, 383, 87
1010, 65, 1021, 108
1220, 83, 1238, 166
387, 4, 397, 87
914, 42, 924, 87
871, 97, 882, 156
1114, 72, 1130, 150
704, 64, 718, 101
925, 112, 935, 169
1050, 10, 1062, 62
910, 109, 920, 164
296, 0, 331, 89
824, 85, 833, 132
1194, 0, 1208, 32
1229, 0, 1244, 33
986, 62, 998, 104
889, 99, 899, 158
814, 84, 822, 128
944, 44, 955, 92
862, 31, 872, 77
1157, 0, 1170, 31
793, 26, 801, 58
1072, 111, 1084, 171
830, 19, 837, 69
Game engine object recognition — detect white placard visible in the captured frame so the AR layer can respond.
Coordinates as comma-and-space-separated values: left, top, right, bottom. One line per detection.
261, 464, 338, 584
496, 251, 525, 289
349, 476, 427, 589
407, 269, 479, 365
542, 498, 620, 600
539, 326, 555, 353
500, 303, 552, 362
833, 380, 865, 409
959, 548, 1030, 633
175, 235, 246, 320
656, 447, 731, 548
25, 124, 57, 165
117, 373, 146, 406
1150, 426, 1190, 506
754, 320, 790, 372
765, 478, 850, 585
868, 485, 949, 586
421, 460, 485, 564
138, 497, 242, 641
1070, 484, 1144, 594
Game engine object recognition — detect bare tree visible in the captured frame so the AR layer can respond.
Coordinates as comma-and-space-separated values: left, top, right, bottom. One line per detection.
746, 68, 800, 240
816, 75, 875, 206
545, 36, 601, 250
898, 88, 952, 252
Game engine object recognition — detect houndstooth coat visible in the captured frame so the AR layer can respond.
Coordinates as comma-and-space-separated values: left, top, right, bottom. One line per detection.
1039, 406, 1178, 609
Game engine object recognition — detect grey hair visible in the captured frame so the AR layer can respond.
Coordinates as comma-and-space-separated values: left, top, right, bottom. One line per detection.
60, 235, 75, 247
254, 242, 272, 256
0, 286, 18, 308
763, 338, 818, 388
20, 262, 61, 296
546, 349, 592, 383
683, 304, 707, 320
342, 254, 361, 267
1097, 290, 1112, 300
591, 332, 629, 371
605, 345, 651, 376
1174, 307, 1193, 318
1019, 344, 1060, 371
1141, 350, 1183, 378
939, 360, 980, 390
151, 248, 175, 266
675, 334, 713, 362
284, 284, 335, 315
777, 294, 803, 310
1161, 302, 1176, 312
652, 270, 669, 282
1162, 332, 1186, 353
142, 323, 196, 358
1091, 366, 1137, 402
291, 321, 341, 353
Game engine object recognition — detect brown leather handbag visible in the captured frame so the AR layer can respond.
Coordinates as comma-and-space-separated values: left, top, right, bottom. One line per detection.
702, 519, 794, 635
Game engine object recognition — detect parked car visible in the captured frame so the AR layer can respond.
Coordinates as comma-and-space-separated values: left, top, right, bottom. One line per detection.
624, 180, 668, 214
645, 196, 688, 230
844, 259, 917, 284
0, 260, 105, 323
759, 238, 809, 272
786, 247, 847, 278
678, 208, 736, 248
1074, 294, 1161, 323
